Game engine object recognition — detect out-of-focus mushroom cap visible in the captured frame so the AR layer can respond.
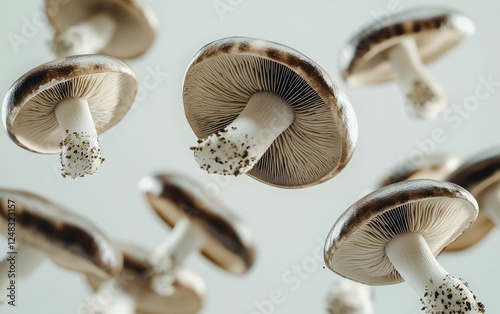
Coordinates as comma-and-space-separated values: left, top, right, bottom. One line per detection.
2, 54, 137, 154
183, 36, 358, 188
45, 0, 158, 58
140, 173, 255, 274
324, 180, 477, 285
340, 7, 474, 86
0, 188, 122, 278
86, 242, 205, 314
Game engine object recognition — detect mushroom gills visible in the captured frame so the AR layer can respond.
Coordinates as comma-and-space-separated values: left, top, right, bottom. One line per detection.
51, 12, 116, 58
54, 98, 104, 179
149, 218, 206, 296
191, 91, 295, 176
385, 233, 484, 313
386, 37, 447, 119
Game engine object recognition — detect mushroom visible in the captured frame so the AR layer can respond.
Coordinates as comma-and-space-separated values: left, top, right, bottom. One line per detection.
340, 7, 474, 119
444, 147, 500, 252
324, 180, 485, 313
326, 279, 374, 314
380, 153, 460, 187
139, 173, 255, 295
0, 188, 123, 308
183, 36, 358, 188
85, 242, 206, 314
45, 0, 158, 58
2, 54, 138, 178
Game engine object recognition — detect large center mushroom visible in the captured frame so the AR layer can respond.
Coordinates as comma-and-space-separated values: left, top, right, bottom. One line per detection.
2, 55, 137, 178
184, 36, 357, 188
324, 180, 484, 313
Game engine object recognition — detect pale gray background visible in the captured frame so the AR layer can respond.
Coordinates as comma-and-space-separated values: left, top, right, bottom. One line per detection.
0, 0, 499, 313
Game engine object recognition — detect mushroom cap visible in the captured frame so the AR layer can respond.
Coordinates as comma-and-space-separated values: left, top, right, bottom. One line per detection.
45, 0, 158, 59
0, 188, 122, 279
380, 153, 460, 187
340, 7, 475, 86
2, 54, 137, 154
86, 242, 206, 314
140, 173, 256, 274
183, 36, 358, 188
324, 179, 477, 285
444, 148, 500, 252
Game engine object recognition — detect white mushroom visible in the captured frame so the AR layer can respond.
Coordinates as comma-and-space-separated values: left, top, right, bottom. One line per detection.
326, 279, 374, 314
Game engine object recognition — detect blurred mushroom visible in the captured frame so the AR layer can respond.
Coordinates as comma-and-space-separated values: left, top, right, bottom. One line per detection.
0, 188, 123, 308
324, 180, 484, 313
184, 36, 358, 188
379, 153, 460, 187
2, 55, 137, 178
326, 279, 374, 314
340, 7, 474, 119
46, 0, 158, 58
139, 173, 255, 296
84, 242, 206, 314
445, 148, 500, 251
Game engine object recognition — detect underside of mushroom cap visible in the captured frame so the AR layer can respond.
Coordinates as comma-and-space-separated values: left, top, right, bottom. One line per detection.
184, 36, 357, 188
45, 0, 158, 58
444, 148, 500, 251
340, 7, 474, 86
86, 242, 206, 314
2, 54, 137, 154
324, 180, 477, 285
140, 173, 256, 274
0, 189, 122, 278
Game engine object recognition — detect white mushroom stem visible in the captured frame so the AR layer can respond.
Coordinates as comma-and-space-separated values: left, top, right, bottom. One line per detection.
0, 246, 46, 304
386, 37, 447, 119
54, 98, 104, 179
326, 279, 374, 314
80, 279, 135, 314
51, 12, 116, 58
192, 91, 295, 176
386, 233, 484, 313
478, 181, 500, 226
149, 218, 206, 296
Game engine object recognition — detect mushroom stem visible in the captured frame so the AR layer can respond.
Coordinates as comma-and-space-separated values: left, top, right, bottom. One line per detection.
478, 181, 500, 226
0, 246, 46, 304
386, 37, 447, 119
386, 232, 484, 313
150, 218, 206, 296
54, 98, 104, 179
81, 279, 135, 314
192, 91, 295, 176
51, 12, 116, 58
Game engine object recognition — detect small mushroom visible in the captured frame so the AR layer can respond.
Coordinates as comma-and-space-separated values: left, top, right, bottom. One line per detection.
139, 173, 255, 296
2, 55, 137, 178
324, 180, 484, 313
444, 148, 500, 252
84, 242, 206, 314
340, 7, 474, 119
46, 0, 158, 58
0, 188, 123, 305
326, 279, 374, 314
184, 36, 358, 188
380, 153, 460, 187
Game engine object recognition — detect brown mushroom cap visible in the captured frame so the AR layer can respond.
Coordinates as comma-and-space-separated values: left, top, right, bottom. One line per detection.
86, 242, 205, 314
0, 188, 122, 278
45, 0, 158, 59
444, 148, 500, 252
141, 173, 255, 274
2, 54, 137, 154
380, 154, 460, 187
340, 7, 474, 86
324, 180, 477, 285
183, 36, 358, 188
